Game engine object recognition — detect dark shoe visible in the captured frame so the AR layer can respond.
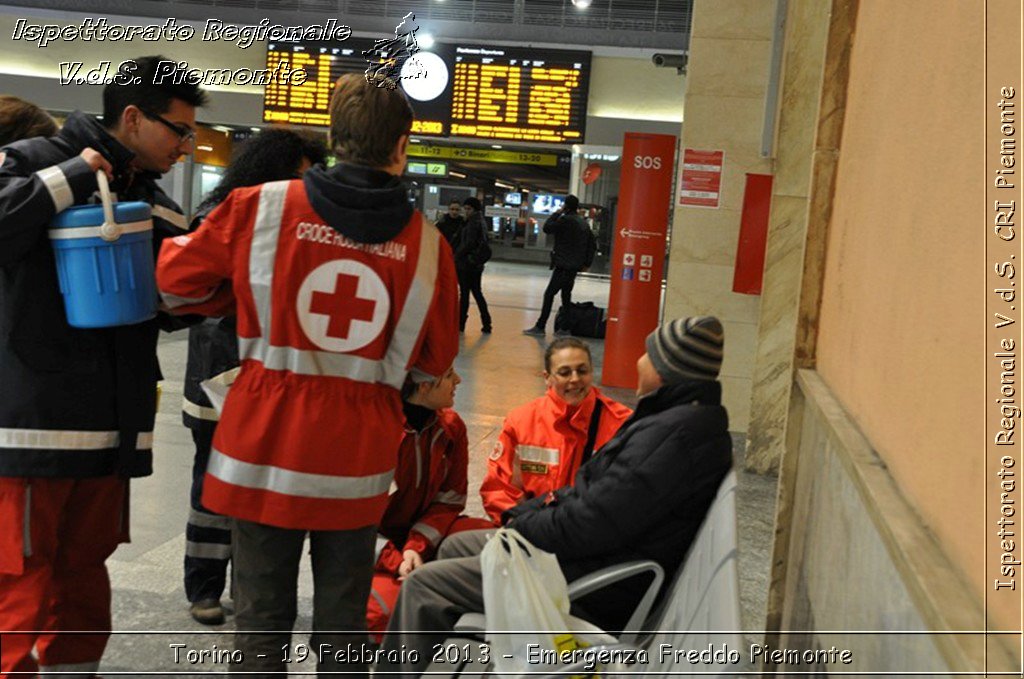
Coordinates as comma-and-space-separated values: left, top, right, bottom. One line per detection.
554, 329, 572, 338
522, 326, 545, 337
190, 598, 225, 626
481, 325, 492, 334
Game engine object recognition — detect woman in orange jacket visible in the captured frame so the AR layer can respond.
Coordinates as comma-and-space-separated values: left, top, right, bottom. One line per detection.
479, 337, 633, 523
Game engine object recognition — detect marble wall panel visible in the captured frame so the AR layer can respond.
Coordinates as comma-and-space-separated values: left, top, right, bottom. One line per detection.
671, 208, 743, 266
680, 93, 768, 152
721, 319, 760, 379
691, 0, 778, 41
685, 37, 775, 98
719, 374, 752, 432
665, 261, 762, 323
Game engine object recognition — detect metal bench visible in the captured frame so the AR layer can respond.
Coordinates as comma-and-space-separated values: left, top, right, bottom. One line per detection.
426, 470, 742, 677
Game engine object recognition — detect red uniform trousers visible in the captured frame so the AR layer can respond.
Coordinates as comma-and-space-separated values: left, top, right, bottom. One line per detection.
366, 515, 493, 640
0, 476, 127, 676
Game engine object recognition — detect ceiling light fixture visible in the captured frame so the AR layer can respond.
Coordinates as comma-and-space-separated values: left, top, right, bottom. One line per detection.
571, 0, 592, 8
449, 171, 466, 178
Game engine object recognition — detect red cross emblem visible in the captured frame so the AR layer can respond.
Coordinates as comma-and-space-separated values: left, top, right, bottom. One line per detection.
297, 259, 390, 353
309, 273, 377, 340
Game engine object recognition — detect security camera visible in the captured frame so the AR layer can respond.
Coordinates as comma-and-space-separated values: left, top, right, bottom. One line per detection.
652, 53, 688, 74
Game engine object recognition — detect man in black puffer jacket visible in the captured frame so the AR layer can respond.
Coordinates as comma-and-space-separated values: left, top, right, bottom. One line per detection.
0, 57, 206, 676
378, 316, 732, 676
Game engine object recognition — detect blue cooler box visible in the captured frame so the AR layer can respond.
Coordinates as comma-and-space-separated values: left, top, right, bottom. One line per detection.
48, 177, 157, 328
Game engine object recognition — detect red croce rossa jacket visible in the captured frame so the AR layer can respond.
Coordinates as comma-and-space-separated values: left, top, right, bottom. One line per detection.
156, 166, 459, 531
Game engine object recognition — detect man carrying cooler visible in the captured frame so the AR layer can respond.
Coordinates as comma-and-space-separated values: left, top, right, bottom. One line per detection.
0, 57, 206, 676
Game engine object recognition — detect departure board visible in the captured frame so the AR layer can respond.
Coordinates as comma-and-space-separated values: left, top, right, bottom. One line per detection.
263, 38, 452, 134
449, 45, 590, 143
263, 40, 591, 145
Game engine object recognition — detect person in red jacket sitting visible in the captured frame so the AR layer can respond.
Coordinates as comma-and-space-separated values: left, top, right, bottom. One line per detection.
479, 337, 633, 523
367, 365, 492, 639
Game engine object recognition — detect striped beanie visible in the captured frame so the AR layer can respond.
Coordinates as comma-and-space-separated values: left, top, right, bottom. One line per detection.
645, 316, 724, 383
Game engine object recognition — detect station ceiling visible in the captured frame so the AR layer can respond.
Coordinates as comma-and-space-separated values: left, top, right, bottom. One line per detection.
10, 0, 693, 50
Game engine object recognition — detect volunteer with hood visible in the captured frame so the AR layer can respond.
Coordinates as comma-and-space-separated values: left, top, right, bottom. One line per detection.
156, 72, 459, 676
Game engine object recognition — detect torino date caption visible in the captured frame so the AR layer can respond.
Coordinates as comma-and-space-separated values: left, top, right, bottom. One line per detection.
169, 642, 487, 666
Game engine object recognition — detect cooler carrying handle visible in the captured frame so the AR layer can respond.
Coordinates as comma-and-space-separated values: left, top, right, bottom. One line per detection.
95, 170, 121, 242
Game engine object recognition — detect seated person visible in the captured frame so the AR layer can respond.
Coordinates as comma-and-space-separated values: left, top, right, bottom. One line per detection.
479, 337, 632, 523
378, 316, 733, 675
367, 366, 492, 640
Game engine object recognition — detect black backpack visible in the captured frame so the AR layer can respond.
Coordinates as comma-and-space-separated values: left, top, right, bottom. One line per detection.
554, 301, 606, 338
471, 223, 492, 265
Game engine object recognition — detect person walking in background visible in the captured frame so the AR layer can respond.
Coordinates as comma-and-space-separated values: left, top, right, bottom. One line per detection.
523, 194, 596, 337
454, 196, 493, 334
181, 129, 328, 626
0, 56, 206, 677
479, 337, 631, 523
157, 72, 459, 677
434, 199, 464, 250
0, 95, 57, 147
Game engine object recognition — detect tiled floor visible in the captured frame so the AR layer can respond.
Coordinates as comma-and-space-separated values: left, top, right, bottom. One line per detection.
99, 261, 776, 674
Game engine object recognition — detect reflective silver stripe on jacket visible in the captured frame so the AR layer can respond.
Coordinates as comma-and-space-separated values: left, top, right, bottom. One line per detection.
186, 540, 232, 560
249, 180, 288, 344
182, 397, 220, 422
35, 165, 73, 212
207, 448, 393, 500
188, 508, 231, 530
517, 445, 560, 465
151, 204, 188, 231
433, 490, 466, 505
374, 535, 389, 560
0, 428, 153, 450
411, 521, 443, 547
240, 200, 441, 388
370, 587, 391, 616
161, 288, 218, 310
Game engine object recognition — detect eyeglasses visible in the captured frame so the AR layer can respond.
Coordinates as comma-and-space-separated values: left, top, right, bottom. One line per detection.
141, 109, 196, 144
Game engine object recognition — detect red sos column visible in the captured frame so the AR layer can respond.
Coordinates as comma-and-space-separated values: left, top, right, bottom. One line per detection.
602, 133, 677, 389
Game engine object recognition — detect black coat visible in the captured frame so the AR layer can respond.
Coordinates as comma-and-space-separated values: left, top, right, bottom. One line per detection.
453, 213, 488, 271
505, 378, 732, 631
435, 213, 463, 250
543, 210, 596, 272
182, 208, 238, 430
0, 111, 188, 478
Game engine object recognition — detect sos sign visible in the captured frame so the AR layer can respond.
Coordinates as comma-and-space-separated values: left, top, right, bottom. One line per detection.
633, 155, 663, 170
603, 133, 678, 389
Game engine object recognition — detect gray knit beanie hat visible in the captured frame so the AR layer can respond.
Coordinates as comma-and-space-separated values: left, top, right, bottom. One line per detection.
645, 316, 724, 384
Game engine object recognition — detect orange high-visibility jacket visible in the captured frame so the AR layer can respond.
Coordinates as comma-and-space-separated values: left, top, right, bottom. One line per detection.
480, 387, 632, 523
156, 179, 459, 530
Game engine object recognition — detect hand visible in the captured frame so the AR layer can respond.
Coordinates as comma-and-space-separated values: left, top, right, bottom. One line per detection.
397, 549, 424, 580
79, 147, 113, 178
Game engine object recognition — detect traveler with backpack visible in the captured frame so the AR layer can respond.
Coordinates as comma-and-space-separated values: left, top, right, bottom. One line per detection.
454, 196, 493, 334
523, 194, 597, 337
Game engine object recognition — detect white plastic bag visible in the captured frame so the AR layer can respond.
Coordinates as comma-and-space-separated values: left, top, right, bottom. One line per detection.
200, 367, 240, 416
481, 528, 616, 678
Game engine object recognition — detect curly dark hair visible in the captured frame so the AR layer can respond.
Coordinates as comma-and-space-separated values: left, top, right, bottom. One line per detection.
0, 96, 57, 146
194, 128, 328, 219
